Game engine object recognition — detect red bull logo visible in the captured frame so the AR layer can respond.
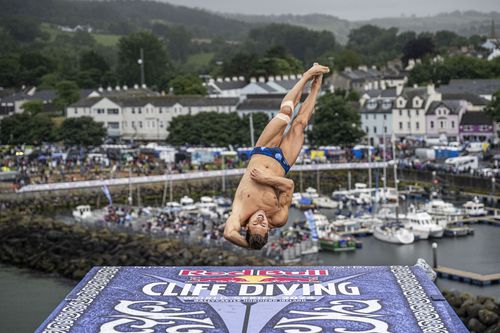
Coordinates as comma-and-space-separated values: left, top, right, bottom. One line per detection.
181, 269, 326, 284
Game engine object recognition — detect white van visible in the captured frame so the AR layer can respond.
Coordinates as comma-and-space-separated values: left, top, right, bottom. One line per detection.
445, 156, 478, 172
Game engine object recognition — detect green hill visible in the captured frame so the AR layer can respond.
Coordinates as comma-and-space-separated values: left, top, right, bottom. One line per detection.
0, 0, 258, 40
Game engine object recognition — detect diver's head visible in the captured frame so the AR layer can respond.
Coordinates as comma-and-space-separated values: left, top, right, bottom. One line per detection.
246, 210, 269, 250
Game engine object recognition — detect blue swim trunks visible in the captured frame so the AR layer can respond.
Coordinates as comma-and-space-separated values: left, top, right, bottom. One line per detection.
250, 147, 291, 174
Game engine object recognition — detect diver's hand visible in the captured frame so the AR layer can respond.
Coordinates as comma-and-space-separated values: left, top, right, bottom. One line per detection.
250, 168, 267, 182
304, 63, 330, 79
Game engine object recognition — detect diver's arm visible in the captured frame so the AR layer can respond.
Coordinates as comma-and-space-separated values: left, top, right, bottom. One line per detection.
249, 168, 294, 192
223, 211, 249, 248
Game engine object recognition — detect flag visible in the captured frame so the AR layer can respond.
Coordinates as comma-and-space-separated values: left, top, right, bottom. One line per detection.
304, 209, 318, 241
102, 185, 112, 206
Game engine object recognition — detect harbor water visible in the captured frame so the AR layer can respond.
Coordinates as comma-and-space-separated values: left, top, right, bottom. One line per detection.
1, 208, 500, 332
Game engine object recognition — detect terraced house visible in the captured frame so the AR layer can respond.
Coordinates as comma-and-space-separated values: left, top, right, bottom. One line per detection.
66, 96, 239, 141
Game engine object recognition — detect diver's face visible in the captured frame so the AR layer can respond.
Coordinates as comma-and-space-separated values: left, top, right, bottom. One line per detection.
247, 210, 269, 235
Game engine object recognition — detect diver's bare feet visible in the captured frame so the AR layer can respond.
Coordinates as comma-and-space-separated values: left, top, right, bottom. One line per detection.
304, 63, 330, 79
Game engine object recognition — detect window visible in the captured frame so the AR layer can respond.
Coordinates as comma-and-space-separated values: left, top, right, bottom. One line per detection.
399, 110, 402, 116
373, 114, 376, 120
373, 126, 377, 134
96, 108, 105, 114
408, 122, 411, 130
451, 121, 455, 128
152, 121, 155, 128
132, 108, 135, 114
107, 108, 119, 115
383, 114, 387, 120
365, 114, 368, 120
431, 121, 434, 129
108, 122, 119, 129
159, 121, 164, 128
139, 121, 143, 128
138, 108, 142, 114
384, 126, 387, 133
74, 109, 78, 114
407, 110, 411, 117
159, 108, 162, 114
440, 121, 444, 128
365, 126, 369, 133
131, 121, 135, 128
416, 122, 419, 130
399, 122, 403, 130
416, 110, 419, 116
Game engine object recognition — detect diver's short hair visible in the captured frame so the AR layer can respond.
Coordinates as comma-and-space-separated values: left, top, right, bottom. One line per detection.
246, 229, 268, 250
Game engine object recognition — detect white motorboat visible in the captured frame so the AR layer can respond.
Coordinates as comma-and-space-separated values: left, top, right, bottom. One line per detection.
405, 206, 444, 239
373, 224, 414, 244
73, 205, 93, 221
463, 197, 487, 217
304, 187, 320, 199
376, 187, 399, 203
314, 196, 343, 209
424, 199, 463, 228
180, 196, 197, 211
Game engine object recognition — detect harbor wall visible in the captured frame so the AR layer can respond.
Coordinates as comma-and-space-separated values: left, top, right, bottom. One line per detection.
0, 211, 274, 280
443, 289, 500, 332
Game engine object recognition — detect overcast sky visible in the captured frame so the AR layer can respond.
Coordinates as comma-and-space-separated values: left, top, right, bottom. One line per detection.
160, 0, 500, 20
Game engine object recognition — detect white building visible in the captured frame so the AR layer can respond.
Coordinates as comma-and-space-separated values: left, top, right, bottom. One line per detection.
392, 85, 441, 140
361, 98, 394, 146
66, 96, 239, 141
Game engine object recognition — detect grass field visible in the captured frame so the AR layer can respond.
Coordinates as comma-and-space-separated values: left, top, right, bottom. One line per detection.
40, 23, 121, 47
92, 33, 121, 47
185, 52, 215, 69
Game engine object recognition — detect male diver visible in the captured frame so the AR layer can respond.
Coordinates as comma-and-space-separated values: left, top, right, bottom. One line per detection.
223, 63, 330, 249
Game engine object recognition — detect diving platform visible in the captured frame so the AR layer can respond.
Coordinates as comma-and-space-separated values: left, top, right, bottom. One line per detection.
436, 266, 500, 286
36, 266, 467, 332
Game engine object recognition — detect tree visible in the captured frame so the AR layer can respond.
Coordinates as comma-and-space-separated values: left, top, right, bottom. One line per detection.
308, 93, 364, 146
18, 51, 55, 86
80, 50, 109, 73
55, 81, 80, 110
22, 100, 43, 115
0, 113, 55, 144
402, 36, 435, 65
117, 31, 171, 88
169, 75, 207, 95
0, 17, 43, 42
167, 112, 268, 146
486, 90, 500, 122
58, 117, 107, 146
330, 49, 362, 70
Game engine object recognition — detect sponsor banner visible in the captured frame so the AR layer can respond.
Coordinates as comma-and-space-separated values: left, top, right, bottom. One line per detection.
18, 162, 389, 193
36, 266, 467, 333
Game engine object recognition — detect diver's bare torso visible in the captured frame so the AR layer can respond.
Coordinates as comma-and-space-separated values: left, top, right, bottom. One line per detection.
233, 155, 287, 229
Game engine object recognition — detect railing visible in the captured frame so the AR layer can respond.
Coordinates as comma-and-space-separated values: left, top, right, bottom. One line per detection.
16, 162, 389, 193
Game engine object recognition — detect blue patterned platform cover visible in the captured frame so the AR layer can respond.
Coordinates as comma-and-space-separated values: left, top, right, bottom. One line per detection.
36, 266, 468, 333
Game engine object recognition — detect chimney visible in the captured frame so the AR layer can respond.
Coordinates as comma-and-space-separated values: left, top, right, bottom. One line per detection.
275, 75, 282, 81
268, 76, 275, 82
427, 83, 435, 95
224, 77, 231, 82
141, 84, 147, 89
115, 85, 121, 91
98, 87, 104, 92
413, 84, 418, 88
209, 78, 214, 84
297, 73, 302, 78
107, 86, 112, 92
358, 65, 368, 71
238, 76, 245, 81
250, 77, 257, 83
216, 78, 223, 82
258, 76, 265, 83
232, 76, 238, 82
283, 75, 289, 80
396, 83, 404, 96
371, 65, 377, 70
123, 85, 128, 90
134, 84, 139, 89
345, 67, 352, 72
290, 74, 296, 80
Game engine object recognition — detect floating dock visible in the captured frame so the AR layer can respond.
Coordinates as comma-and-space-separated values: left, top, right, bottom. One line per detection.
36, 265, 467, 332
436, 266, 500, 286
